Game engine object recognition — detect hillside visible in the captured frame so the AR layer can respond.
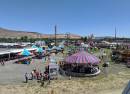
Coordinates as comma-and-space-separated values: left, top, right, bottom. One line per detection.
0, 28, 81, 39
42, 34, 81, 39
0, 28, 41, 38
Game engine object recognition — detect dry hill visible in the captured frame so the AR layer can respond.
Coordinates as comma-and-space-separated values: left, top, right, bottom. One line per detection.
0, 28, 41, 38
0, 28, 81, 39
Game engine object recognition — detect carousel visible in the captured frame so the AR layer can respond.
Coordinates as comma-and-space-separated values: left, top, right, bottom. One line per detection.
60, 51, 101, 77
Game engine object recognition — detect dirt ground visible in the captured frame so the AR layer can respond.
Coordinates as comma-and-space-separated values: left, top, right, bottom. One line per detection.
0, 65, 129, 94
0, 51, 130, 94
0, 77, 126, 94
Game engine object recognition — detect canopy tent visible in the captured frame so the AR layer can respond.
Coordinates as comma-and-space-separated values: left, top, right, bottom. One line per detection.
35, 40, 46, 46
65, 51, 100, 64
56, 47, 62, 51
81, 44, 89, 48
46, 48, 52, 51
52, 46, 57, 50
36, 47, 43, 53
59, 45, 64, 49
32, 45, 38, 48
20, 49, 31, 56
32, 45, 44, 52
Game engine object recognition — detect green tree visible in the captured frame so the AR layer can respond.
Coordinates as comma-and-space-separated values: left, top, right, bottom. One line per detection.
20, 36, 28, 42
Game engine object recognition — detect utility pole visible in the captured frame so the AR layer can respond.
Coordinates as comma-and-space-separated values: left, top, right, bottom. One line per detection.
55, 25, 57, 46
115, 27, 117, 42
115, 27, 118, 49
66, 32, 70, 46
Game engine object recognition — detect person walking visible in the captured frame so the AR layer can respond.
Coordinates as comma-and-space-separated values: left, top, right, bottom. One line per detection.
40, 74, 45, 87
31, 71, 34, 80
39, 71, 42, 80
48, 73, 51, 84
102, 61, 109, 77
36, 71, 39, 80
25, 72, 28, 83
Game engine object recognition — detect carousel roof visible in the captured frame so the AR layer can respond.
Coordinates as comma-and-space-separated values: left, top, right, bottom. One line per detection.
65, 51, 100, 64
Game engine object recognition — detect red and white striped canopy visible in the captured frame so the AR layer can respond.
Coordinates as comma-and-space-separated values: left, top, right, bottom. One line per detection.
65, 51, 100, 64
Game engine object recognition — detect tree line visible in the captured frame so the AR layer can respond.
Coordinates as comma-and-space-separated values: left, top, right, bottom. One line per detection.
0, 36, 81, 43
0, 36, 48, 43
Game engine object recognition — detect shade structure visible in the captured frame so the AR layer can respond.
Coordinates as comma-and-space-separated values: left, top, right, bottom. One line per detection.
56, 47, 62, 51
32, 45, 38, 48
20, 49, 31, 56
52, 46, 57, 50
59, 45, 64, 49
65, 51, 100, 64
46, 48, 52, 51
36, 47, 43, 53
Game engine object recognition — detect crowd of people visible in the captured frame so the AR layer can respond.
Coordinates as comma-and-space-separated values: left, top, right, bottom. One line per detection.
24, 68, 50, 84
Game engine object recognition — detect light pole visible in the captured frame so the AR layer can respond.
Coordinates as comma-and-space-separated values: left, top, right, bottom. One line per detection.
54, 25, 57, 46
66, 32, 70, 47
115, 27, 118, 49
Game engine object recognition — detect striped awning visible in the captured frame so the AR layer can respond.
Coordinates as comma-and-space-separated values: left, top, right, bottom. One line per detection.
65, 51, 100, 64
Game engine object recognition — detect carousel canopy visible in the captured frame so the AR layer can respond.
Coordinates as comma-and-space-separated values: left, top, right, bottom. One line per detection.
65, 51, 100, 64
81, 44, 89, 48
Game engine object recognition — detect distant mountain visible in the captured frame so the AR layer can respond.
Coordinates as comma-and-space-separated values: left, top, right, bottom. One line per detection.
0, 27, 81, 39
0, 28, 41, 38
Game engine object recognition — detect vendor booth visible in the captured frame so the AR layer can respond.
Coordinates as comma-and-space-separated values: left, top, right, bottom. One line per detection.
45, 63, 59, 79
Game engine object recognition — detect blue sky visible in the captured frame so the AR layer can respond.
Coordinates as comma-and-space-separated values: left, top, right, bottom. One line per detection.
0, 0, 130, 37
